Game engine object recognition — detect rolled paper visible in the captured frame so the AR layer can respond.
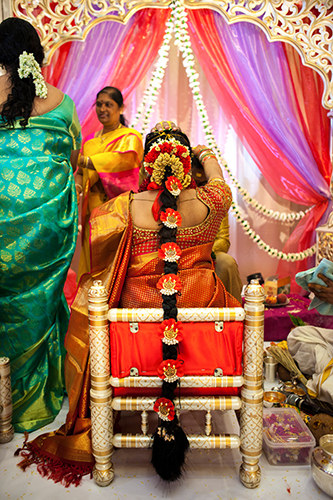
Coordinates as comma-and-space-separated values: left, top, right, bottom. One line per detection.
0, 357, 14, 443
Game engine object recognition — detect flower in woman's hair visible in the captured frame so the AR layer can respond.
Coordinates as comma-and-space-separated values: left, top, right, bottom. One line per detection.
158, 142, 174, 154
160, 208, 182, 228
18, 51, 48, 99
159, 318, 182, 345
153, 397, 175, 421
157, 360, 184, 382
156, 274, 182, 295
165, 176, 183, 196
158, 242, 182, 262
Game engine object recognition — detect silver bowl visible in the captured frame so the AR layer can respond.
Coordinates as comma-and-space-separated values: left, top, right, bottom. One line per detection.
311, 434, 333, 497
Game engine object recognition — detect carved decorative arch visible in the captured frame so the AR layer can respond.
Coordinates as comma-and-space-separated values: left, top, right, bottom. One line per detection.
12, 0, 333, 109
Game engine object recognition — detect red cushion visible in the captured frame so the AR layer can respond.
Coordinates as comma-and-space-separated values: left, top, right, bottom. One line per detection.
110, 321, 243, 379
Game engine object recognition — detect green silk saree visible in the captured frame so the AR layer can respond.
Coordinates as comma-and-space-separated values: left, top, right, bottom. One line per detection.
0, 94, 81, 432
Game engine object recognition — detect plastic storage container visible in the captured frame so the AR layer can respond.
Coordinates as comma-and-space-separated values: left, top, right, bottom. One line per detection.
263, 407, 315, 466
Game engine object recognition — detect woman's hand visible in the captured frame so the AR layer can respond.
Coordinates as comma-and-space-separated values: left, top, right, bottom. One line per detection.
308, 273, 333, 305
193, 145, 224, 183
151, 121, 180, 133
79, 155, 94, 170
193, 145, 217, 163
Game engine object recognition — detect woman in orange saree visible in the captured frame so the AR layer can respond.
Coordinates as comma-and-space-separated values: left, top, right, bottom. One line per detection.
75, 86, 143, 280
17, 124, 239, 485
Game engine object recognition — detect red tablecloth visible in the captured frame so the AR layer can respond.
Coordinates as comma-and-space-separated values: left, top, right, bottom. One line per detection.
263, 293, 333, 341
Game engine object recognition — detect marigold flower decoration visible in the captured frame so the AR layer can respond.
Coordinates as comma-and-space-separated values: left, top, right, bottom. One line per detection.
143, 138, 191, 188
158, 242, 182, 262
156, 273, 182, 296
159, 318, 182, 345
153, 397, 175, 422
160, 208, 182, 229
157, 360, 184, 383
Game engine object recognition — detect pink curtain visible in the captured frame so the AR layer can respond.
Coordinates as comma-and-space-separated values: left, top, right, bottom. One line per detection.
187, 10, 331, 290
44, 9, 170, 139
80, 8, 170, 138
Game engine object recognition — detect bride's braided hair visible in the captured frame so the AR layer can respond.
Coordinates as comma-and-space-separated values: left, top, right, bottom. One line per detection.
142, 130, 194, 481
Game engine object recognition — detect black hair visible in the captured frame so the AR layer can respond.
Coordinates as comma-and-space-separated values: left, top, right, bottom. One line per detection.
147, 129, 191, 481
0, 17, 44, 128
96, 86, 127, 127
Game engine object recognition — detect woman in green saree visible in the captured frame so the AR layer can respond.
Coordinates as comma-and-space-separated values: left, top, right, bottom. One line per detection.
0, 18, 81, 432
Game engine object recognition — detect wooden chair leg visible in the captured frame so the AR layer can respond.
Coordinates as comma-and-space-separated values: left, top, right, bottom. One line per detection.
89, 280, 114, 486
239, 280, 265, 488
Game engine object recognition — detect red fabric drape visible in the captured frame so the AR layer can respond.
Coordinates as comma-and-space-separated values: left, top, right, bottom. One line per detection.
282, 44, 331, 185
42, 42, 72, 87
276, 44, 332, 282
187, 10, 331, 289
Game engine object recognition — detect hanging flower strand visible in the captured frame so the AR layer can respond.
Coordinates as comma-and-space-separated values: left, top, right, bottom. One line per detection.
231, 202, 317, 261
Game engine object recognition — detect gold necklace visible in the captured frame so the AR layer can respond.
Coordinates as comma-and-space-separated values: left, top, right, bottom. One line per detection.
98, 123, 122, 144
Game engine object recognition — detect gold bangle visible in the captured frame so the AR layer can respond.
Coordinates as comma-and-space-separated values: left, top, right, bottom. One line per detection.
75, 183, 83, 194
83, 156, 90, 168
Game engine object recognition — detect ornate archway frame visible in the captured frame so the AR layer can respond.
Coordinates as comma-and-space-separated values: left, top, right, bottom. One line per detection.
12, 0, 333, 171
12, 1, 333, 110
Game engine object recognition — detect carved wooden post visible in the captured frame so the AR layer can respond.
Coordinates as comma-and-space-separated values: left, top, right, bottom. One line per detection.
88, 280, 114, 486
239, 279, 265, 488
0, 357, 14, 443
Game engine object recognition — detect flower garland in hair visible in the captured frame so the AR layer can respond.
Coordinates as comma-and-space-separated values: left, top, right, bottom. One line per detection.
18, 51, 48, 99
144, 136, 192, 191
149, 131, 190, 482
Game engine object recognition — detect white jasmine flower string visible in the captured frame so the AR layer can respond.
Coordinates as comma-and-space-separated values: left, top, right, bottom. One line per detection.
18, 51, 48, 99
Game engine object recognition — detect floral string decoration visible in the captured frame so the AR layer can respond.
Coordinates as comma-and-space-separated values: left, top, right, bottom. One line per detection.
144, 137, 191, 188
157, 360, 184, 383
160, 208, 182, 229
18, 51, 48, 99
157, 274, 182, 295
154, 398, 175, 422
165, 176, 183, 196
158, 242, 182, 262
159, 318, 182, 345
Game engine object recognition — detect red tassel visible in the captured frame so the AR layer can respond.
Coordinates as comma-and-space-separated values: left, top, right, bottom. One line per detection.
16, 439, 93, 487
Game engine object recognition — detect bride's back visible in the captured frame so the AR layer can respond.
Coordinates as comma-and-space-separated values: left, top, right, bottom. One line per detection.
131, 187, 209, 230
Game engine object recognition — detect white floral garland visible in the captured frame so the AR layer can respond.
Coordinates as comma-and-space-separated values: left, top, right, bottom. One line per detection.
18, 51, 48, 99
231, 201, 316, 261
133, 0, 316, 262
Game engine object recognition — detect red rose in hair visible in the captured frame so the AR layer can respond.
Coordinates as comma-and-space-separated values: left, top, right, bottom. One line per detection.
159, 142, 174, 154
158, 242, 182, 262
159, 318, 182, 345
156, 274, 182, 295
160, 208, 182, 228
153, 397, 175, 421
157, 360, 184, 382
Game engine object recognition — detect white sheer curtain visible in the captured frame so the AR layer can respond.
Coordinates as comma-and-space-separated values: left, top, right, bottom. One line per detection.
125, 38, 302, 285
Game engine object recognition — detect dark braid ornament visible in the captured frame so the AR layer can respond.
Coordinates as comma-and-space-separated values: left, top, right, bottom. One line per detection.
141, 131, 192, 481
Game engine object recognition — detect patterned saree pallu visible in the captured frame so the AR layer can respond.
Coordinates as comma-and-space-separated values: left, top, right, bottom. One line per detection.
110, 321, 243, 396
